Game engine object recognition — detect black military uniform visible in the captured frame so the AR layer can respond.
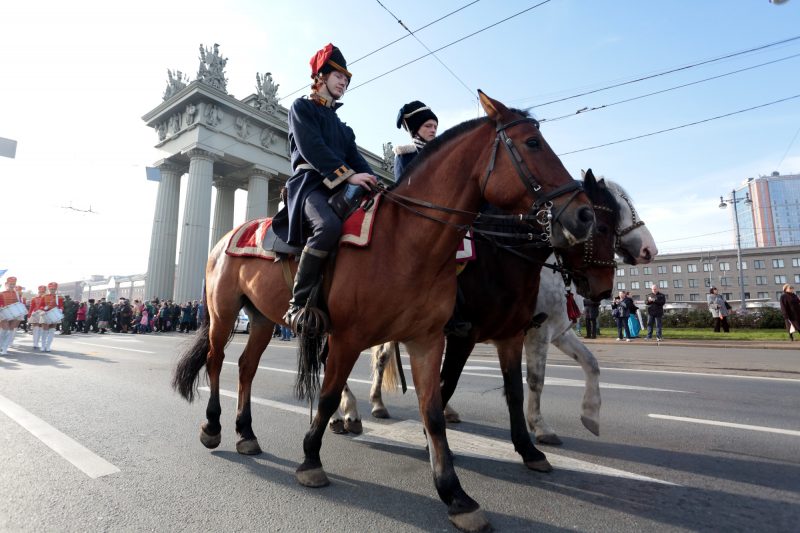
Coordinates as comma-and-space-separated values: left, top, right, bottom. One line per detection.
278, 44, 374, 329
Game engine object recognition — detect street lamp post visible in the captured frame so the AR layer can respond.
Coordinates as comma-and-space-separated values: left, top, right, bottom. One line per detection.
718, 189, 752, 311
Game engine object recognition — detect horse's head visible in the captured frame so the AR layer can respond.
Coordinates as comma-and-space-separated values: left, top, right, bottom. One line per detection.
557, 169, 617, 301
477, 91, 594, 248
604, 180, 658, 265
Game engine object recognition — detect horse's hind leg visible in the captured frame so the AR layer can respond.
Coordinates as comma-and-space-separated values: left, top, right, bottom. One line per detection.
523, 328, 562, 445
551, 330, 601, 437
235, 313, 274, 455
494, 337, 552, 472
369, 342, 392, 418
201, 304, 239, 449
329, 383, 361, 434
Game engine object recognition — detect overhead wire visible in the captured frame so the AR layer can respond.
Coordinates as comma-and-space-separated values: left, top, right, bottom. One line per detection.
521, 34, 800, 109
540, 52, 800, 123
347, 0, 554, 93
374, 0, 475, 100
558, 93, 800, 156
276, 0, 482, 103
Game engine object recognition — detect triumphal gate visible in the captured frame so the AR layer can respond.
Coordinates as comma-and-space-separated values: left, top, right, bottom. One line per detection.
142, 44, 393, 303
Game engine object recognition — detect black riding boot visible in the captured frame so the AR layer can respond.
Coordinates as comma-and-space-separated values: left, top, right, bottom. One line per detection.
444, 286, 472, 337
328, 183, 366, 220
283, 250, 327, 331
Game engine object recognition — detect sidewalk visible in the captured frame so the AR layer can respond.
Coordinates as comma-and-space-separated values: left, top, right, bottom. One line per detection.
580, 335, 799, 351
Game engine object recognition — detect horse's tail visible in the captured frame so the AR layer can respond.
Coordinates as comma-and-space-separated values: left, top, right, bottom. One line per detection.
172, 286, 210, 403
373, 341, 401, 392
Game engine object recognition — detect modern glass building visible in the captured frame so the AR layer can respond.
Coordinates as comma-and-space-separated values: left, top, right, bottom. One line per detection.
735, 171, 800, 248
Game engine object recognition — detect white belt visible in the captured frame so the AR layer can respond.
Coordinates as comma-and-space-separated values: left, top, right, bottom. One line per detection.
295, 163, 315, 172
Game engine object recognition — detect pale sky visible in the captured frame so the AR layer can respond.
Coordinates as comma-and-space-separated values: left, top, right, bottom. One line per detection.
2, 0, 799, 290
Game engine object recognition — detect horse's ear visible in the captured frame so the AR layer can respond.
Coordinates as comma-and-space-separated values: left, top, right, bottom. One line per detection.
581, 169, 587, 179
583, 168, 597, 189
478, 89, 505, 121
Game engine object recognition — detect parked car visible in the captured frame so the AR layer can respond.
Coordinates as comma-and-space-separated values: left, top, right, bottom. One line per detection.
233, 310, 250, 333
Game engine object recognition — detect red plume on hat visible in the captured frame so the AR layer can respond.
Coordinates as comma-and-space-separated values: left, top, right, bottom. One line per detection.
309, 43, 351, 80
47, 281, 58, 290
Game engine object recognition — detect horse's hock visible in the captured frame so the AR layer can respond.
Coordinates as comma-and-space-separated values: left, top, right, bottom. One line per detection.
142, 43, 394, 304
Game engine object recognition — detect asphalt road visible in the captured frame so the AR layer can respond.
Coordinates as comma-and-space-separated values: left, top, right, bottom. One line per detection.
1, 330, 798, 532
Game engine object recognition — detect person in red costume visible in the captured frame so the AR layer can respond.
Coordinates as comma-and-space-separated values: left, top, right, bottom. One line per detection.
28, 285, 47, 350
0, 277, 26, 354
40, 282, 64, 352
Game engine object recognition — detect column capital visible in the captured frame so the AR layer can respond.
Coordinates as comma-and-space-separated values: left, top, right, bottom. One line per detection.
158, 161, 187, 175
182, 147, 221, 162
213, 177, 240, 189
248, 166, 278, 179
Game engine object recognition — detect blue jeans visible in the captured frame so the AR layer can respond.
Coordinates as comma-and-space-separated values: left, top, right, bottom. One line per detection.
615, 317, 631, 339
647, 315, 662, 338
280, 325, 292, 340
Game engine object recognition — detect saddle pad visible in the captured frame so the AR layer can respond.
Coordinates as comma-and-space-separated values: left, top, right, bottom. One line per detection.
226, 218, 277, 260
340, 195, 382, 247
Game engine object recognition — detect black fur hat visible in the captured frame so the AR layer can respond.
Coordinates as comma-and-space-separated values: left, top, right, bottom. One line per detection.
396, 101, 438, 137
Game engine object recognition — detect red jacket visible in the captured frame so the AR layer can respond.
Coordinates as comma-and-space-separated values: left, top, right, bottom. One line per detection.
29, 295, 45, 316
42, 294, 63, 311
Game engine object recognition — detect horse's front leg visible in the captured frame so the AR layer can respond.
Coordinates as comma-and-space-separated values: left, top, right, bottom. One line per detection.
551, 330, 601, 436
494, 337, 552, 472
523, 327, 561, 445
406, 336, 490, 533
296, 338, 360, 488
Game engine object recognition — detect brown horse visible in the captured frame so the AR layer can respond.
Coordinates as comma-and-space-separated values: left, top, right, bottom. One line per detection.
172, 91, 595, 533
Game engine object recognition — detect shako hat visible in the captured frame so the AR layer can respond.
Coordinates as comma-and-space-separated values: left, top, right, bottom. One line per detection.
310, 43, 351, 80
38, 285, 46, 293
396, 101, 438, 136
6, 276, 17, 285
47, 281, 58, 290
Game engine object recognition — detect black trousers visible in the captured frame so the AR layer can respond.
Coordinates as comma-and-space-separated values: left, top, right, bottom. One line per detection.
713, 316, 730, 332
304, 188, 343, 254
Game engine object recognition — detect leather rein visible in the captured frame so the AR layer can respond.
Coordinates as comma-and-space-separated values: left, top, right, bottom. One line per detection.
372, 117, 584, 245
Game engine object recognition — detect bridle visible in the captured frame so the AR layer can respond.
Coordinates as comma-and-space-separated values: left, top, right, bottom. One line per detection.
373, 116, 585, 246
615, 192, 646, 238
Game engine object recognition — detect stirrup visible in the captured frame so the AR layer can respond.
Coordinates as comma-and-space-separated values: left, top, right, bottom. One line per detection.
284, 305, 330, 337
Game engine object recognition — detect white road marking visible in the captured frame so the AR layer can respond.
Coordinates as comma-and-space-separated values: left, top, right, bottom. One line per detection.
649, 414, 800, 437
0, 393, 120, 479
223, 361, 683, 393
202, 387, 675, 485
582, 366, 800, 383
74, 342, 155, 354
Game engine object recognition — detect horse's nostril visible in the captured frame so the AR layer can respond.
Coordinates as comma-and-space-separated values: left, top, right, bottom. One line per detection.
578, 206, 595, 224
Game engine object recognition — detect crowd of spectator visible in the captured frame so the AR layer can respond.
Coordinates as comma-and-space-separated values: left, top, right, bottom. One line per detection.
19, 297, 204, 335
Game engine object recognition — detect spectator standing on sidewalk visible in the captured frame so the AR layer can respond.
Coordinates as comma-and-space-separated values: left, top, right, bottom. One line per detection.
779, 283, 800, 342
97, 298, 112, 334
707, 287, 731, 333
645, 284, 666, 341
583, 300, 599, 339
612, 293, 632, 341
625, 291, 640, 338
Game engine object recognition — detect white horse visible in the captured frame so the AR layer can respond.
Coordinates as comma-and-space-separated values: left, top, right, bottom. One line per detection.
331, 178, 657, 441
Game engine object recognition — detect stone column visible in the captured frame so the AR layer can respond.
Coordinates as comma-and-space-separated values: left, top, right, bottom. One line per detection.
211, 182, 236, 247
174, 149, 215, 304
246, 169, 274, 220
267, 178, 284, 216
145, 162, 183, 301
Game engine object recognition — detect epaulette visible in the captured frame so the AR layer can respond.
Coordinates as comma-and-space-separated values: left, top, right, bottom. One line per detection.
393, 143, 418, 156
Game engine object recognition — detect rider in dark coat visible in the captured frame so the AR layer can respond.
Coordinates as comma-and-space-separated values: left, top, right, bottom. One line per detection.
393, 100, 438, 181
280, 43, 377, 329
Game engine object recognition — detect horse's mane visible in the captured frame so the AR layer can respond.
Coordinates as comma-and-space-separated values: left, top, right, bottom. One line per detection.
393, 108, 533, 190
603, 179, 639, 220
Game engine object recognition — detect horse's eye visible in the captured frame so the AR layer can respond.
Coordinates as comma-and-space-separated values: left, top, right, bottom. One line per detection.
597, 223, 610, 235
525, 137, 540, 149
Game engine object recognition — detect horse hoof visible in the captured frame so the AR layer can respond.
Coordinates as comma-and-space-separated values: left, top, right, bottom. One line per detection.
344, 418, 363, 435
236, 438, 262, 455
371, 407, 390, 419
329, 419, 347, 434
525, 458, 553, 473
199, 427, 221, 449
449, 508, 492, 533
296, 466, 330, 488
535, 433, 563, 446
444, 410, 462, 424
581, 415, 600, 437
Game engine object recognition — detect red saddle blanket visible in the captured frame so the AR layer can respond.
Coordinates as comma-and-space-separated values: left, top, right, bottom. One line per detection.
225, 194, 474, 261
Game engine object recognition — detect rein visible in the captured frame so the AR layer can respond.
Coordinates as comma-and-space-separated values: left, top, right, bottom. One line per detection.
372, 116, 585, 245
